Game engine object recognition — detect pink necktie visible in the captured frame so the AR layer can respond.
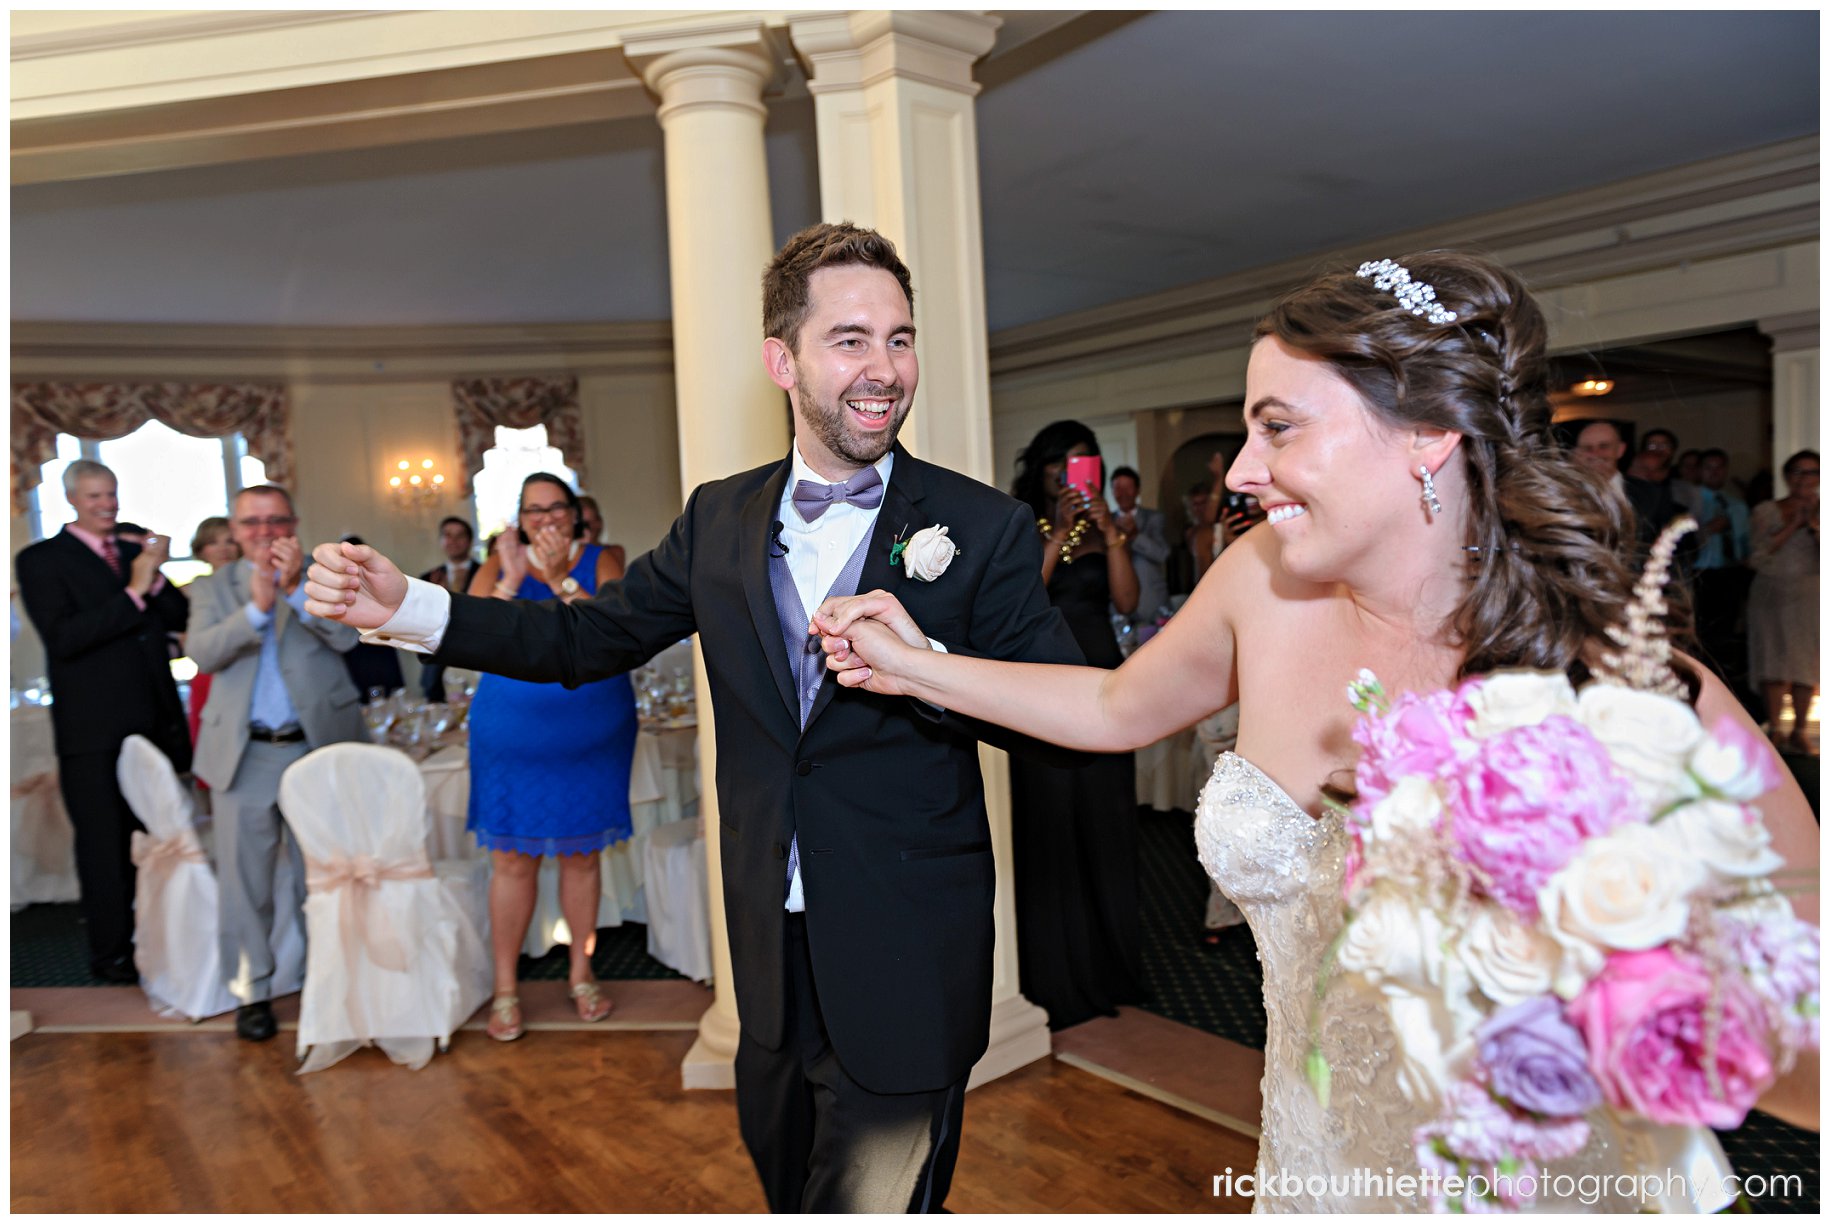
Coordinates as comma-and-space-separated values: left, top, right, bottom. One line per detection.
100, 535, 122, 577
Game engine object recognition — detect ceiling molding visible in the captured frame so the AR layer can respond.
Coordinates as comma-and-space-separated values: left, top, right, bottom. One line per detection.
9, 321, 676, 384
988, 137, 1819, 379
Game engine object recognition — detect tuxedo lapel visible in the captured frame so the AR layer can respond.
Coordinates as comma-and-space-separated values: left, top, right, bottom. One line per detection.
801, 446, 930, 733
739, 458, 800, 726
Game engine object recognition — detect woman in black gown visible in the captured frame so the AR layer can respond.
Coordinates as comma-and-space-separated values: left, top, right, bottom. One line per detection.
1008, 420, 1144, 1029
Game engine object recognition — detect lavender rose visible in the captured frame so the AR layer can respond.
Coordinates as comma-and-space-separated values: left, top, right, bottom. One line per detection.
1477, 996, 1603, 1117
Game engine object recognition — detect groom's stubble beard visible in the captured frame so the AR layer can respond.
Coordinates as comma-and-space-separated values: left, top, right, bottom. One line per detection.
793, 357, 912, 469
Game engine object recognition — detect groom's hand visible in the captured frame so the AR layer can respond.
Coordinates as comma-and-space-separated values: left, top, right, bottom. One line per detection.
818, 616, 918, 694
811, 589, 929, 650
304, 540, 409, 629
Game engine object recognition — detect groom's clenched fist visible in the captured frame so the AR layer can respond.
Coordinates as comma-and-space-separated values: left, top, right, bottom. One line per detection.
304, 540, 409, 630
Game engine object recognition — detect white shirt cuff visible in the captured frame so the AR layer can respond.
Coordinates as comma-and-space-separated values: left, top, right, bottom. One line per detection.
921, 638, 946, 713
361, 576, 451, 655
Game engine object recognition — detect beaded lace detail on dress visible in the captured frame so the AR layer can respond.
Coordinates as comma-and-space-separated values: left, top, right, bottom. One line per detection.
1194, 753, 1632, 1214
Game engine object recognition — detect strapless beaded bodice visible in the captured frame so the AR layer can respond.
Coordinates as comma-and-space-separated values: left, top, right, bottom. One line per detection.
1193, 754, 1638, 1213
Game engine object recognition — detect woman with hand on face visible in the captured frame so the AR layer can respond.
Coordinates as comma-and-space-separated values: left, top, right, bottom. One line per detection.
1748, 449, 1820, 751
465, 472, 636, 1040
1008, 420, 1144, 1030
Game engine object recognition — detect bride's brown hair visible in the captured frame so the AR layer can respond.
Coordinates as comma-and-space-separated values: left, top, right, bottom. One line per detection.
1255, 250, 1639, 683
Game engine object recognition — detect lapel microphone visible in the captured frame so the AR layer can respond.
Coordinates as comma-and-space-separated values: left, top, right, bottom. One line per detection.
769, 520, 789, 558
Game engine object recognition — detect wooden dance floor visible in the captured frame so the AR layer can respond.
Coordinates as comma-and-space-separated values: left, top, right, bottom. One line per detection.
12, 988, 1259, 1213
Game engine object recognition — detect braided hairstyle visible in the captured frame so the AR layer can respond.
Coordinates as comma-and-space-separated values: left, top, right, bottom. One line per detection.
1255, 251, 1638, 683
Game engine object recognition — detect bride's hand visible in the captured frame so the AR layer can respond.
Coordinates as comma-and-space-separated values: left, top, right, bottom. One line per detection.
819, 616, 919, 695
811, 589, 930, 651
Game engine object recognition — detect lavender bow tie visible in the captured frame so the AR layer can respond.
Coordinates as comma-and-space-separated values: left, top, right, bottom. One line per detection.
792, 467, 884, 522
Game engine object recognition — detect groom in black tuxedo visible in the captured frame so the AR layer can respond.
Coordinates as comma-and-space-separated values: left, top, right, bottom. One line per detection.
305, 223, 1082, 1212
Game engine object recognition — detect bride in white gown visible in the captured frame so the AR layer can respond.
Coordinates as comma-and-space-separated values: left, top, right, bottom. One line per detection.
813, 250, 1819, 1211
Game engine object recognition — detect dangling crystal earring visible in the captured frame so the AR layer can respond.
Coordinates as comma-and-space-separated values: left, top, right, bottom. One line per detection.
1419, 464, 1443, 518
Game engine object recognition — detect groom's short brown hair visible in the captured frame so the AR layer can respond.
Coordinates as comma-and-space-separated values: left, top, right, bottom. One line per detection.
763, 222, 915, 353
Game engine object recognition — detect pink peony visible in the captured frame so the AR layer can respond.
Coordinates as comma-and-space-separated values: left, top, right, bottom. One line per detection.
1448, 716, 1645, 918
1414, 1081, 1590, 1211
1567, 948, 1775, 1129
1717, 912, 1821, 1057
1353, 689, 1472, 804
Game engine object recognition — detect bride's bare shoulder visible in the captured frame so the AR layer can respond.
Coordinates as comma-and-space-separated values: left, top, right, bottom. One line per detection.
1201, 522, 1331, 612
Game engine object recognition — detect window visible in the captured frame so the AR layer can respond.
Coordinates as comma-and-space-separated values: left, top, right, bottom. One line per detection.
30, 422, 267, 588
471, 424, 577, 543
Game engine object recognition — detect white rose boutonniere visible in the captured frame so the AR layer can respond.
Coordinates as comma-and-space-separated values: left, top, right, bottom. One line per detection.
893, 524, 960, 582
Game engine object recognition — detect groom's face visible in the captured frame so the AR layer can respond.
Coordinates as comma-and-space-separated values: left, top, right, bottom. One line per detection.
766, 264, 918, 476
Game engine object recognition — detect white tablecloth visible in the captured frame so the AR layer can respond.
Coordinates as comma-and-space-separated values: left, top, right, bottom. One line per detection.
418, 726, 709, 977
11, 705, 80, 910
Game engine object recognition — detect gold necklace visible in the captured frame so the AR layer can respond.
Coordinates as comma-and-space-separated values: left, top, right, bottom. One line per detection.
1036, 516, 1092, 563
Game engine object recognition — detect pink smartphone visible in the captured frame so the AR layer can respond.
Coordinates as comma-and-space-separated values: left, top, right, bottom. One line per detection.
1065, 454, 1102, 497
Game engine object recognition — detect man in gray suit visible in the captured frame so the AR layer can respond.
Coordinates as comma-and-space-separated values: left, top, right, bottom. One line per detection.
187, 485, 364, 1041
1109, 466, 1169, 635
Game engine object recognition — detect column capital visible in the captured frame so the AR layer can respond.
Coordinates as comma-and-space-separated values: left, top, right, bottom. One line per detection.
789, 10, 1000, 96
1758, 311, 1819, 353
622, 20, 784, 121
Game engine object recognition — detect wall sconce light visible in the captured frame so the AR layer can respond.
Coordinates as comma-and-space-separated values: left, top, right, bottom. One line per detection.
1570, 378, 1615, 397
388, 457, 447, 506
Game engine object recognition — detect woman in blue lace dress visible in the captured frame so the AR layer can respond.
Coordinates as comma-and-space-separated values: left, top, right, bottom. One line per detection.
465, 473, 636, 1041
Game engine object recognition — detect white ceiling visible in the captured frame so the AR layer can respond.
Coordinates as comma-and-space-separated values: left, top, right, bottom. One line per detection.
10, 10, 1818, 333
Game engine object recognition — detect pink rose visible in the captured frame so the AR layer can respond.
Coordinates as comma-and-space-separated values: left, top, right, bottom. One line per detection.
1567, 948, 1775, 1129
1353, 689, 1471, 804
1449, 716, 1645, 918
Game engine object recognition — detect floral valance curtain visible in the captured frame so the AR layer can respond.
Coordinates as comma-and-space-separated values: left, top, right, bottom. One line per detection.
451, 376, 587, 497
11, 382, 292, 515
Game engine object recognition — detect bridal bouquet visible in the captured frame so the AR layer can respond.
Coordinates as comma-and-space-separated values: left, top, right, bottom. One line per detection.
1312, 525, 1819, 1212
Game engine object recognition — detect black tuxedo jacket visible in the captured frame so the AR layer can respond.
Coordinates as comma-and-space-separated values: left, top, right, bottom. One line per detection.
418, 559, 481, 594
15, 529, 191, 771
435, 445, 1083, 1092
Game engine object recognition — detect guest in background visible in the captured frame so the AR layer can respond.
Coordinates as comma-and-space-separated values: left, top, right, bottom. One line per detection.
1185, 452, 1227, 583
577, 494, 629, 573
1692, 448, 1752, 699
1573, 419, 1680, 558
15, 460, 191, 984
185, 515, 241, 748
1108, 465, 1169, 635
187, 485, 365, 1041
464, 473, 637, 1041
1748, 450, 1819, 752
1007, 421, 1143, 1030
417, 517, 479, 702
338, 536, 406, 697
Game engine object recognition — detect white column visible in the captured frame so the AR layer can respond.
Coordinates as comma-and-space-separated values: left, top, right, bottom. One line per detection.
1760, 312, 1819, 479
623, 21, 789, 1091
790, 10, 1053, 1089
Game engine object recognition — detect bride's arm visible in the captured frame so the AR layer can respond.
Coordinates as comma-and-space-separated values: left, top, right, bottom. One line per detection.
815, 527, 1255, 753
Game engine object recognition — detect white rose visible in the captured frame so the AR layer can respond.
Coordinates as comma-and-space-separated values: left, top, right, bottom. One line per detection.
1539, 825, 1703, 992
1335, 888, 1443, 991
1367, 776, 1445, 845
1462, 670, 1578, 738
1576, 685, 1703, 810
1454, 902, 1564, 1007
902, 524, 959, 581
1662, 799, 1786, 880
1686, 733, 1773, 803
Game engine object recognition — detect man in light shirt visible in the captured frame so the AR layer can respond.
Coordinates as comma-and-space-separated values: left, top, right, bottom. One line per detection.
304, 223, 1082, 1213
417, 516, 478, 701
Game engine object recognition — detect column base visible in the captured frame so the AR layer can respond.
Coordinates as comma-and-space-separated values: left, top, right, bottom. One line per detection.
11, 1011, 32, 1041
681, 1000, 740, 1090
967, 993, 1052, 1090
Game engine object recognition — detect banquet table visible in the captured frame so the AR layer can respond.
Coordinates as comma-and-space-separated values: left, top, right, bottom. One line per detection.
418, 723, 710, 979
11, 703, 80, 911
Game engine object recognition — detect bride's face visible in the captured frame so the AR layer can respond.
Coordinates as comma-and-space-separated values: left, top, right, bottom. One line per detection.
1227, 336, 1425, 584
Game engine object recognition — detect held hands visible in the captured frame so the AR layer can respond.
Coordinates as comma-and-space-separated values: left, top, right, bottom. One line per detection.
809, 589, 929, 696
304, 540, 408, 629
127, 532, 169, 595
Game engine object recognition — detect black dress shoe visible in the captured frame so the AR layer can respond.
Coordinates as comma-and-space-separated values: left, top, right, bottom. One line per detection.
236, 1001, 278, 1042
89, 955, 138, 985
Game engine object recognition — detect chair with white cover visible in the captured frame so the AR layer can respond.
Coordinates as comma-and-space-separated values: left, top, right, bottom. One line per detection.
116, 734, 305, 1020
279, 742, 490, 1072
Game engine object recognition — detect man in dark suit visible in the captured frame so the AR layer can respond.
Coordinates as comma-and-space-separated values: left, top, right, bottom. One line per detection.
305, 223, 1082, 1212
14, 459, 190, 983
417, 516, 478, 701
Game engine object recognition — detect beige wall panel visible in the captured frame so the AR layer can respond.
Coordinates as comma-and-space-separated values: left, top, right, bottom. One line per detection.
576, 369, 682, 561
